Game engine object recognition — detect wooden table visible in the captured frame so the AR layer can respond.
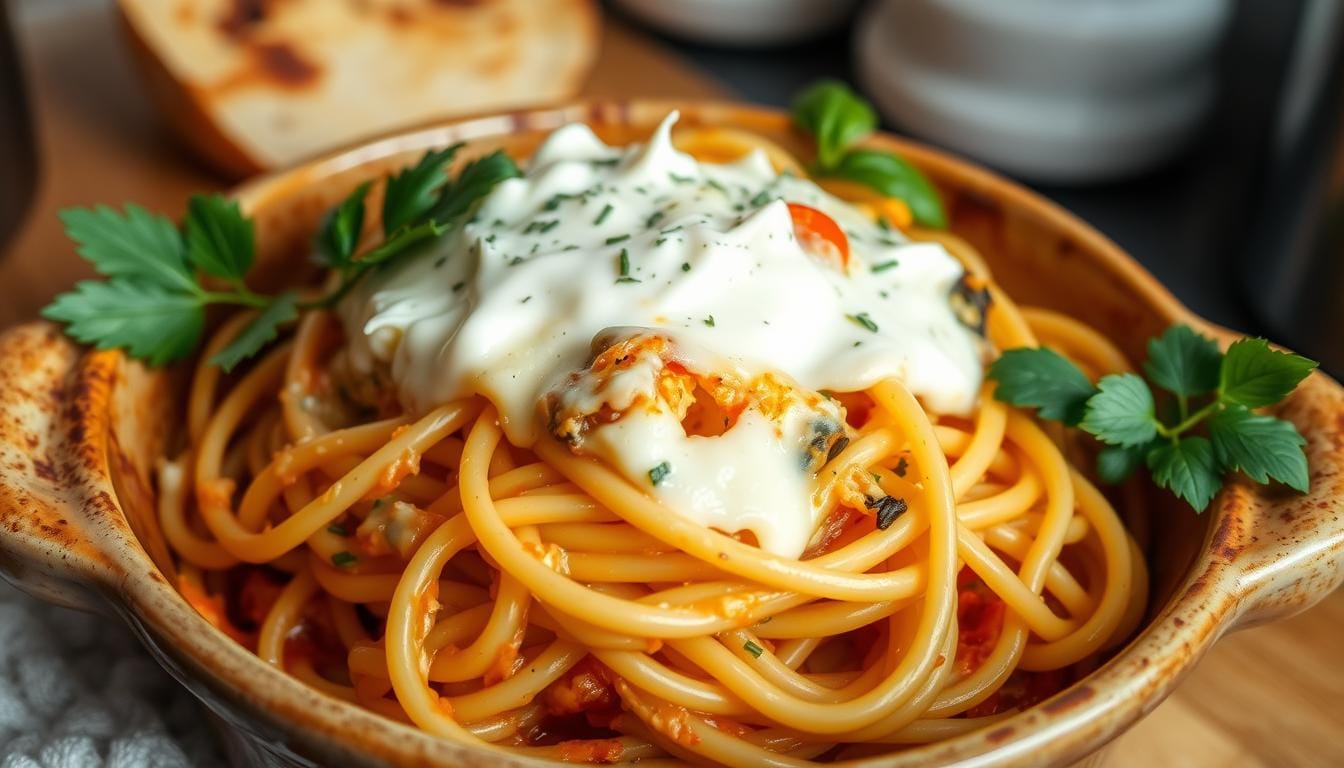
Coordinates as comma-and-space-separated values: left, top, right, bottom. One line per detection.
3, 2, 1341, 765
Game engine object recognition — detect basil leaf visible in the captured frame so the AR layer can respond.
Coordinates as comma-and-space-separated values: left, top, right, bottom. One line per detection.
1097, 442, 1151, 485
791, 80, 876, 170
827, 149, 947, 228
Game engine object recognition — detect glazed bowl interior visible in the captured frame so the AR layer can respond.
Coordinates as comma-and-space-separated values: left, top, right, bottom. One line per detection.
32, 100, 1339, 768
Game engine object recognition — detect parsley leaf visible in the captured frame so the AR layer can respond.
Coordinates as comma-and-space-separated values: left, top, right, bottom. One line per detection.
316, 181, 371, 270
58, 204, 194, 292
210, 292, 299, 373
184, 194, 254, 282
1219, 338, 1318, 408
42, 280, 204, 366
1144, 324, 1221, 397
1209, 405, 1309, 491
1147, 437, 1222, 513
987, 347, 1097, 426
1080, 373, 1158, 447
382, 143, 462, 235
791, 80, 876, 170
360, 220, 448, 266
1096, 442, 1151, 485
828, 150, 947, 228
425, 151, 521, 225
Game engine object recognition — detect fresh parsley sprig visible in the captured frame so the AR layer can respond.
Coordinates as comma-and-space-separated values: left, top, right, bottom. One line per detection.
44, 147, 520, 372
987, 325, 1317, 511
791, 80, 947, 228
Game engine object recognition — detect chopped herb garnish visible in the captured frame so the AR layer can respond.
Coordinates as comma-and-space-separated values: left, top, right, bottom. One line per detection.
895, 456, 908, 477
484, 233, 497, 244
847, 312, 879, 333
543, 193, 576, 212
433, 256, 447, 268
615, 248, 640, 284
749, 190, 773, 208
327, 524, 349, 537
594, 203, 614, 225
508, 256, 525, 266
523, 219, 559, 234
648, 461, 671, 485
670, 172, 694, 184
452, 282, 465, 292
705, 179, 727, 193
605, 234, 630, 245
331, 551, 358, 567
743, 640, 764, 659
681, 262, 691, 272
659, 225, 683, 235
871, 260, 899, 273
704, 315, 715, 327
521, 295, 532, 304
864, 495, 908, 529
645, 210, 666, 229
654, 238, 667, 247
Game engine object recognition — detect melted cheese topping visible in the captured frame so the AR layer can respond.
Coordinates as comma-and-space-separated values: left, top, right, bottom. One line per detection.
338, 113, 985, 557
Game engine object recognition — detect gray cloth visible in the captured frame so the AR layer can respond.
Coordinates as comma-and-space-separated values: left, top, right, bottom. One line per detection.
0, 581, 224, 767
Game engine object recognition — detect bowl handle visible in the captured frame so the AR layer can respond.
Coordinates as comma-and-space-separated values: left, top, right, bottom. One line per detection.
1227, 369, 1344, 629
0, 322, 119, 613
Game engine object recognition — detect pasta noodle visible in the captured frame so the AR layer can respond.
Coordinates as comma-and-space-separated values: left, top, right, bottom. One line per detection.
163, 125, 1147, 764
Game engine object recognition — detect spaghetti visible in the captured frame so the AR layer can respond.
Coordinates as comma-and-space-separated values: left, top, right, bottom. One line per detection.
161, 120, 1147, 765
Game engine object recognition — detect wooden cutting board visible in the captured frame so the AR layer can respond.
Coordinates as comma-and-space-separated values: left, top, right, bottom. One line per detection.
2, 2, 1339, 766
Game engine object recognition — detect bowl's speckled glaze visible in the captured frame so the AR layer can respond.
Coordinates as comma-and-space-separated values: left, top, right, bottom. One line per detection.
0, 101, 1341, 768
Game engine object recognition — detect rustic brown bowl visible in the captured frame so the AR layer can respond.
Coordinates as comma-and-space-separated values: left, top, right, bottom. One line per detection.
1, 101, 1341, 767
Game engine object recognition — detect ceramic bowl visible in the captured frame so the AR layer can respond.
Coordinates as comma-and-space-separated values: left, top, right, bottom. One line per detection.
0, 101, 1341, 767
611, 0, 859, 47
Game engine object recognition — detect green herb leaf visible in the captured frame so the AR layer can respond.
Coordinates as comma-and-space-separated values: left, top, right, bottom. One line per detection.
327, 523, 349, 537
743, 640, 765, 659
382, 144, 462, 235
987, 347, 1097, 426
791, 80, 876, 170
1208, 405, 1309, 492
847, 312, 879, 333
331, 551, 358, 568
1219, 338, 1317, 408
1147, 436, 1222, 512
360, 220, 449, 266
316, 181, 371, 269
425, 150, 521, 225
1096, 442, 1150, 484
649, 461, 671, 486
184, 194, 255, 282
827, 149, 947, 228
209, 292, 299, 373
1080, 373, 1158, 447
1143, 325, 1223, 397
58, 204, 194, 292
41, 280, 204, 366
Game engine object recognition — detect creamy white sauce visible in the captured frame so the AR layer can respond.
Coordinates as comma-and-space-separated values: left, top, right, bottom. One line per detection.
338, 113, 985, 557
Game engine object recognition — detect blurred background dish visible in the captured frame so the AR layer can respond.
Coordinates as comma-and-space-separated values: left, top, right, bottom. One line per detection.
610, 0, 858, 47
118, 0, 600, 177
855, 0, 1235, 183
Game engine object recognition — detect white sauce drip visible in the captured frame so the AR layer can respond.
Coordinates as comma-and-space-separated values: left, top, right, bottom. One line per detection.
338, 113, 985, 557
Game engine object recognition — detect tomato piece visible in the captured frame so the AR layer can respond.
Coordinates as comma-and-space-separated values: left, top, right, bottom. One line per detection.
787, 203, 849, 269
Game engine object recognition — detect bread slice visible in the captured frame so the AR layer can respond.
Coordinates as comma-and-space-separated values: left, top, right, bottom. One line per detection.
118, 0, 600, 177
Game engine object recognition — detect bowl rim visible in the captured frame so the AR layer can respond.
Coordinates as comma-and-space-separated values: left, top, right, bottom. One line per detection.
2, 97, 1341, 768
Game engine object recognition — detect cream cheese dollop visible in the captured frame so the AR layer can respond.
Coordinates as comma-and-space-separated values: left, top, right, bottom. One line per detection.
338, 112, 984, 557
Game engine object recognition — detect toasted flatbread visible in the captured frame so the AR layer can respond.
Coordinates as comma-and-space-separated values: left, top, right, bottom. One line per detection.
119, 0, 600, 176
